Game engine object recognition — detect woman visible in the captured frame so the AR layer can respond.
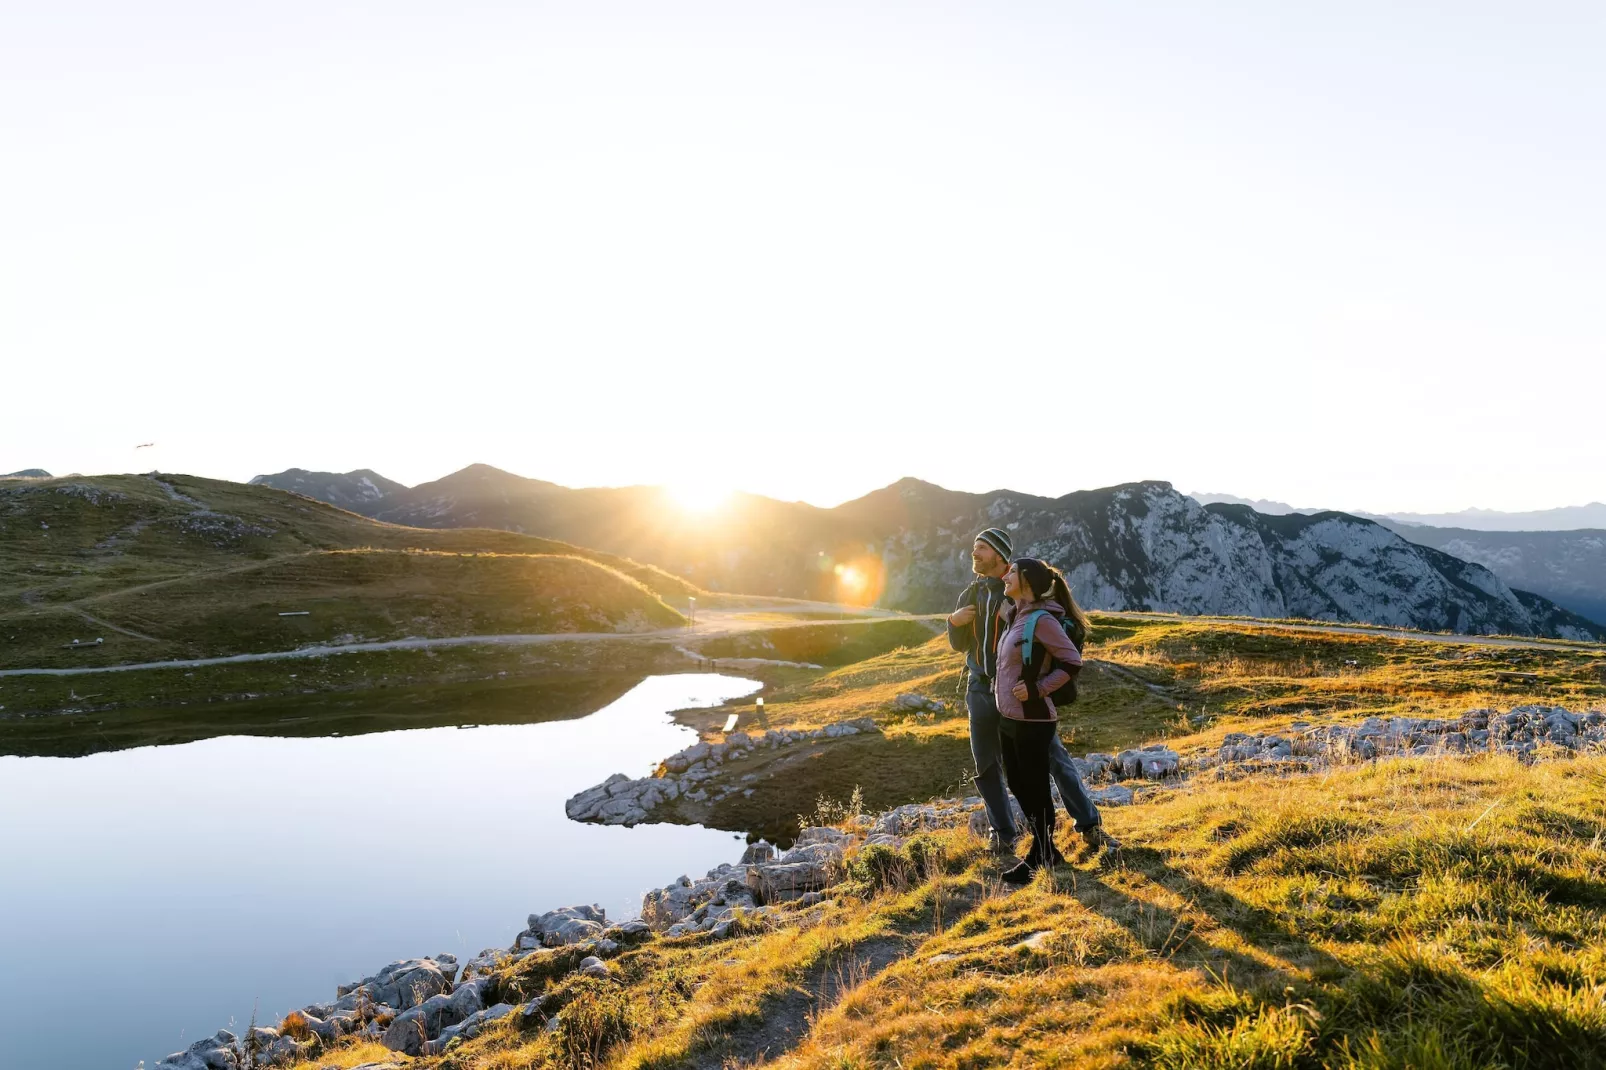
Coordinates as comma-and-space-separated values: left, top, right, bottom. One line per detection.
993, 557, 1090, 884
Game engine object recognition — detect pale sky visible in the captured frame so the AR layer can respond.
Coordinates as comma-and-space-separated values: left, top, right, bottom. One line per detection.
4, 2, 1603, 511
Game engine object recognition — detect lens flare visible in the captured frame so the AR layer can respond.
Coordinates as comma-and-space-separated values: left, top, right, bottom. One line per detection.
831, 555, 884, 606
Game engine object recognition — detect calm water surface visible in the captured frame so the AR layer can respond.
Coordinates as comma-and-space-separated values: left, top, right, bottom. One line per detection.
0, 673, 758, 1070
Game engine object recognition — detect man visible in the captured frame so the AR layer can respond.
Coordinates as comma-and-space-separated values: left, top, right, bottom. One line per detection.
946, 527, 1118, 857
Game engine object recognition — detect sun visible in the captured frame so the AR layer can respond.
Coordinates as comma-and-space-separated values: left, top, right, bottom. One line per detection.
665, 481, 732, 513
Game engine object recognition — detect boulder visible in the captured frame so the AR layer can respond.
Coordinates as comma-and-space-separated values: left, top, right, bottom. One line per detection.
740, 840, 776, 864
745, 860, 832, 902
577, 956, 611, 978
344, 958, 451, 1010
433, 1002, 518, 1050
1090, 784, 1134, 806
156, 1029, 241, 1070
525, 905, 607, 947
603, 918, 652, 942
381, 983, 484, 1055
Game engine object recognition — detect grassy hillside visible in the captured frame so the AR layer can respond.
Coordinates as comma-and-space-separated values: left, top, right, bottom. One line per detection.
284, 617, 1605, 1068
287, 754, 1606, 1070
0, 473, 692, 668
658, 614, 1606, 843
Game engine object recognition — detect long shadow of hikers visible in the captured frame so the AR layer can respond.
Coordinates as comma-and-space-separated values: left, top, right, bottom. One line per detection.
1055, 843, 1350, 990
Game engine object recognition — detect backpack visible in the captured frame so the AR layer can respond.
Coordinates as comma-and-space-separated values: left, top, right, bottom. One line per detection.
1018, 609, 1084, 715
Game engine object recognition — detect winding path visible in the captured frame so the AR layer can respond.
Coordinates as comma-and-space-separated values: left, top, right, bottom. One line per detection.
0, 611, 943, 678
3, 608, 1599, 680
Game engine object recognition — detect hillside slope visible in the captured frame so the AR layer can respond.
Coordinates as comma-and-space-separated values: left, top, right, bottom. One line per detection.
0, 473, 690, 668
279, 754, 1606, 1070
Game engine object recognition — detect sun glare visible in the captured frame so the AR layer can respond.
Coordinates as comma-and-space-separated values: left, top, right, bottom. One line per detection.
666, 482, 731, 513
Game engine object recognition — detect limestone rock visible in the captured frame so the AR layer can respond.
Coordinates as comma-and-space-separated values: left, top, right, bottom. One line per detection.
155, 1029, 241, 1070
381, 982, 484, 1055
522, 905, 607, 947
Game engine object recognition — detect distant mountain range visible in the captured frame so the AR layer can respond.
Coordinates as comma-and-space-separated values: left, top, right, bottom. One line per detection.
251, 466, 1605, 639
247, 468, 406, 511
1190, 491, 1606, 532
1371, 523, 1606, 631
2, 469, 51, 479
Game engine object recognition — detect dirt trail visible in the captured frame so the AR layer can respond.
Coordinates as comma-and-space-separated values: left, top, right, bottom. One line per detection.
686, 935, 914, 1069
0, 611, 941, 678
3, 607, 1596, 680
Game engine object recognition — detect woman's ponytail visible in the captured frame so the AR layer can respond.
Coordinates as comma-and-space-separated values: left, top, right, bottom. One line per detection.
1014, 557, 1093, 644
1046, 566, 1091, 643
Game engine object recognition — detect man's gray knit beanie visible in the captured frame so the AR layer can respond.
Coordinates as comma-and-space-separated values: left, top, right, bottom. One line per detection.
975, 527, 1013, 560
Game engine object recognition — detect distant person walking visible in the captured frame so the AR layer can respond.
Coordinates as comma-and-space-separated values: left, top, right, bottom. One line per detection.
946, 532, 1117, 872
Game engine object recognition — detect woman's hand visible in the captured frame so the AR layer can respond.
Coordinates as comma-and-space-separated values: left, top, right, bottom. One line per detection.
1012, 682, 1030, 702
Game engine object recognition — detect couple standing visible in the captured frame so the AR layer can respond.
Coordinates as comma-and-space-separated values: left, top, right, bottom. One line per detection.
946, 526, 1118, 885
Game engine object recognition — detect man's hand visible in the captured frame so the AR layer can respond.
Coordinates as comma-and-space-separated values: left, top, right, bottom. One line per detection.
1012, 682, 1030, 702
948, 605, 977, 627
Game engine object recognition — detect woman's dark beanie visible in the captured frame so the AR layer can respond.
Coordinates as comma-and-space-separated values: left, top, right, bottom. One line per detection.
976, 527, 1013, 560
1013, 557, 1055, 598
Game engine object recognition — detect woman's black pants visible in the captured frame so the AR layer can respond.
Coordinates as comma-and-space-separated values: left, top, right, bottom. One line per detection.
999, 718, 1057, 866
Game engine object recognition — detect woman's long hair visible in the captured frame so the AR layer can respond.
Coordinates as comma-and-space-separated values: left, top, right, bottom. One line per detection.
1014, 558, 1092, 640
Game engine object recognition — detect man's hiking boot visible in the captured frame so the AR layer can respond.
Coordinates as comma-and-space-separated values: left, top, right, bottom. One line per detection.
1000, 859, 1038, 886
987, 830, 1020, 857
1079, 826, 1121, 860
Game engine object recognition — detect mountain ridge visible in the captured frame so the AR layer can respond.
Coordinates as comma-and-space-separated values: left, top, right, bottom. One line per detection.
250, 465, 1603, 640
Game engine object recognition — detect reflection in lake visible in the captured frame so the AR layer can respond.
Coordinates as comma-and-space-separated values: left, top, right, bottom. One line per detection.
0, 673, 759, 1070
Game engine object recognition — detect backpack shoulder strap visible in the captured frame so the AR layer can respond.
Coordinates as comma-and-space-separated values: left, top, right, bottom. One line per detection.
1020, 609, 1049, 666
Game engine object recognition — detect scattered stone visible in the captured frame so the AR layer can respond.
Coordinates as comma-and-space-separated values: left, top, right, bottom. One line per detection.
1013, 930, 1055, 953
1205, 706, 1606, 777
577, 956, 611, 978
895, 693, 947, 714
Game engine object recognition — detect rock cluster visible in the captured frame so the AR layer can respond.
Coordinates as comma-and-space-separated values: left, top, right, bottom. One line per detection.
895, 692, 948, 716
565, 719, 879, 825
155, 916, 645, 1067
1203, 706, 1606, 776
1074, 746, 1183, 781
156, 785, 1130, 1068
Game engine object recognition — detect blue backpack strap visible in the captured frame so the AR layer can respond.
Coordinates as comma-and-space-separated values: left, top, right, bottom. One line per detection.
1020, 609, 1049, 666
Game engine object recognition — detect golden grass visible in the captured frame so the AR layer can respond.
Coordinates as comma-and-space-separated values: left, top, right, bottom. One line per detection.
282, 1038, 396, 1068
310, 754, 1606, 1070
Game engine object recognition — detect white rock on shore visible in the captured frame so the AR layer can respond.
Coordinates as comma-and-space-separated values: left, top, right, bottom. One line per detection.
566, 718, 880, 826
